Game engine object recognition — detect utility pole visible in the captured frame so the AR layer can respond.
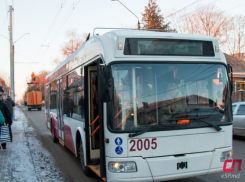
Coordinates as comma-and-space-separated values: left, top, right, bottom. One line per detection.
9, 5, 14, 101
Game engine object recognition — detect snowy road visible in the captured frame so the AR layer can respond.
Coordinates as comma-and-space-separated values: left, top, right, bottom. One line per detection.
0, 107, 67, 182
20, 106, 102, 182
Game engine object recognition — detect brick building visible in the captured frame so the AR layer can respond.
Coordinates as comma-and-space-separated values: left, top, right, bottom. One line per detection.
225, 54, 245, 102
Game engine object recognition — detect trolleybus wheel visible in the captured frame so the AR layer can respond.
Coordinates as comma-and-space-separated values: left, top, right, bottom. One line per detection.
51, 123, 58, 143
79, 140, 92, 176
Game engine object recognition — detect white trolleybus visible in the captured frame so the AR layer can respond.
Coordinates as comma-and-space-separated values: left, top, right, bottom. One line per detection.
45, 29, 233, 182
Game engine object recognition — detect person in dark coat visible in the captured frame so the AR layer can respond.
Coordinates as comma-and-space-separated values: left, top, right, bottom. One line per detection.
0, 87, 12, 149
4, 95, 15, 121
79, 95, 85, 119
63, 93, 70, 117
69, 96, 74, 118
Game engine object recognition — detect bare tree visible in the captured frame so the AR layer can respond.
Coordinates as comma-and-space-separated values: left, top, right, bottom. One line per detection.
172, 4, 233, 44
0, 71, 10, 95
61, 29, 87, 57
142, 0, 170, 30
52, 30, 87, 66
52, 57, 62, 66
0, 71, 10, 87
225, 15, 245, 60
36, 70, 49, 99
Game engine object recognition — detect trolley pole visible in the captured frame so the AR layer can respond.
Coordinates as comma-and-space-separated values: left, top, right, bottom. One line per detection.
9, 5, 14, 102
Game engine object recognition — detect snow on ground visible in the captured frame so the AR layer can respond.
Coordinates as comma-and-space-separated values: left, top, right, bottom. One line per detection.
0, 107, 68, 182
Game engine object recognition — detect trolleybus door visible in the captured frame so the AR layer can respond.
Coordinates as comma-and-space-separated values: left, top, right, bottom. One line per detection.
88, 67, 100, 159
57, 79, 64, 142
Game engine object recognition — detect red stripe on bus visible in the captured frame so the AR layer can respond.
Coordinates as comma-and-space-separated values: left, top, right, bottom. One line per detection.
64, 124, 75, 155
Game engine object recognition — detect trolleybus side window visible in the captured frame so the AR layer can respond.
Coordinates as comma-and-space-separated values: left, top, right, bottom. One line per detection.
65, 66, 84, 121
50, 81, 57, 113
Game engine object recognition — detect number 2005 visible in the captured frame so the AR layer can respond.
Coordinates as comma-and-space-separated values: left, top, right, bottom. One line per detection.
129, 138, 157, 151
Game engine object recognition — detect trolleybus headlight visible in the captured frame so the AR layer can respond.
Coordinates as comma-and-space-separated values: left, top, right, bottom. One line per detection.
220, 151, 232, 162
108, 162, 137, 173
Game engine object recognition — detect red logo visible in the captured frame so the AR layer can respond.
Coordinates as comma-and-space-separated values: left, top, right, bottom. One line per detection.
223, 159, 242, 172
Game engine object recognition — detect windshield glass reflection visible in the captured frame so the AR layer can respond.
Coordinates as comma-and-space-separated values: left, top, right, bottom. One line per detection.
109, 63, 231, 132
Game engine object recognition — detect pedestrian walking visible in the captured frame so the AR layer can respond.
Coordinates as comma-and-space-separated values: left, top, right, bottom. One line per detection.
69, 96, 74, 118
63, 93, 70, 117
4, 95, 15, 121
0, 87, 12, 149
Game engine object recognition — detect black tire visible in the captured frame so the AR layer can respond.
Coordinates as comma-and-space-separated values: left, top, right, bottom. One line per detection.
79, 140, 92, 176
38, 108, 41, 111
28, 108, 31, 111
51, 123, 58, 143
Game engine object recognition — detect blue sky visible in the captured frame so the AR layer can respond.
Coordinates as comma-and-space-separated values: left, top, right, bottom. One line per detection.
1, 0, 245, 101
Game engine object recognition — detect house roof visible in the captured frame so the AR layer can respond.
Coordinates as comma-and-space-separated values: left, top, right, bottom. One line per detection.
225, 54, 245, 78
225, 53, 245, 73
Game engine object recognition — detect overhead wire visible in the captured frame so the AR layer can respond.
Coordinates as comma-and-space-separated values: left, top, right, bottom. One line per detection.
39, 0, 81, 65
29, 0, 68, 70
224, 3, 245, 12
30, 0, 81, 70
174, 0, 194, 9
169, 0, 245, 20
48, 0, 81, 45
41, 0, 67, 46
165, 0, 203, 19
0, 0, 9, 34
177, 0, 219, 19
0, 12, 8, 35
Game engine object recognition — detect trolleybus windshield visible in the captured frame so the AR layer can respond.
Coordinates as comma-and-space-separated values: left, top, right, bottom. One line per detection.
109, 63, 231, 132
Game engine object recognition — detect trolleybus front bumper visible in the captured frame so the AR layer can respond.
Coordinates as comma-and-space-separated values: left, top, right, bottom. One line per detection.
106, 146, 232, 182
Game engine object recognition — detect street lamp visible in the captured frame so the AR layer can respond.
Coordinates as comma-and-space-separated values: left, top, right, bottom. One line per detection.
112, 0, 141, 29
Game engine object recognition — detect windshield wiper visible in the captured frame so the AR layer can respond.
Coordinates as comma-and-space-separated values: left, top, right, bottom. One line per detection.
128, 125, 159, 138
197, 118, 222, 131
128, 124, 178, 138
128, 116, 222, 138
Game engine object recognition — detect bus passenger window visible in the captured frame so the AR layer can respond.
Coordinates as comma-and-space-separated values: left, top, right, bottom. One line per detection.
65, 66, 84, 121
63, 92, 71, 117
50, 81, 57, 113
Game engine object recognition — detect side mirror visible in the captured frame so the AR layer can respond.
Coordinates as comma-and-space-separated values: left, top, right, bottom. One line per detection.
99, 71, 111, 102
227, 64, 233, 95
